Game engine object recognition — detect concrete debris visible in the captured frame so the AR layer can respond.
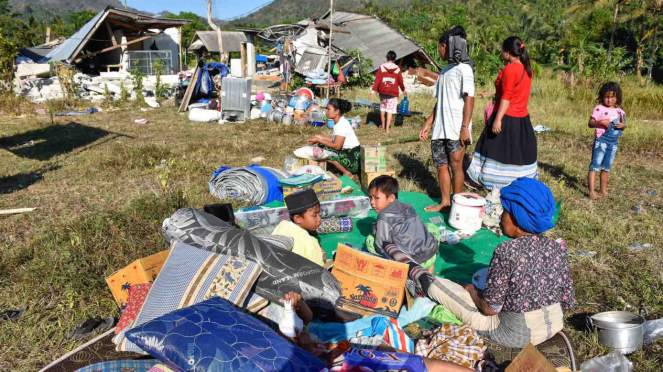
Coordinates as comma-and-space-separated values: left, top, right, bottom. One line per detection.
16, 72, 180, 104
403, 71, 435, 95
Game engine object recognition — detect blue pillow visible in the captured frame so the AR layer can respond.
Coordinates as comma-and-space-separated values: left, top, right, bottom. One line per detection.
125, 297, 326, 372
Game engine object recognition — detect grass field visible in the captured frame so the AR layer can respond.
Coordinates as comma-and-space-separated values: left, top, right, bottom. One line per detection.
1, 73, 662, 371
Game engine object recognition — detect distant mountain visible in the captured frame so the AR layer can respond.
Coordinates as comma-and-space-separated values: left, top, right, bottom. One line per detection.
10, 0, 130, 22
229, 0, 407, 27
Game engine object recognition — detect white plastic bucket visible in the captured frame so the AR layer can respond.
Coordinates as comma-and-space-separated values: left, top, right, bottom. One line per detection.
449, 193, 486, 231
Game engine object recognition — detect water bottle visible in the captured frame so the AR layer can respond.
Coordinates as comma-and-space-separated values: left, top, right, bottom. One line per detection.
279, 300, 303, 339
399, 96, 409, 115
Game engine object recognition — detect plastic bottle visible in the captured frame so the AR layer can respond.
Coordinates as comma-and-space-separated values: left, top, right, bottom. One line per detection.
399, 96, 409, 115
279, 300, 304, 339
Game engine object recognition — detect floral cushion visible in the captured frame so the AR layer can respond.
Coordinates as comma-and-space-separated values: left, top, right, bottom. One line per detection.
113, 242, 263, 353
125, 297, 326, 372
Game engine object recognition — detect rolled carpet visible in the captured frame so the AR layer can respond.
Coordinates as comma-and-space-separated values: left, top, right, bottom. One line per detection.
209, 164, 291, 206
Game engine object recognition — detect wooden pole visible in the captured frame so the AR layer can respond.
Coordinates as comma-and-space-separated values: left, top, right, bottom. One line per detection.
178, 26, 183, 72
207, 0, 225, 64
45, 27, 51, 44
240, 42, 247, 77
0, 208, 36, 216
327, 1, 333, 100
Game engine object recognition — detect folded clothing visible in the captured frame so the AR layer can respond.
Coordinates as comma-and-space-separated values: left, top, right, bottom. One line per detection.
317, 217, 353, 234
278, 173, 324, 187
209, 164, 290, 206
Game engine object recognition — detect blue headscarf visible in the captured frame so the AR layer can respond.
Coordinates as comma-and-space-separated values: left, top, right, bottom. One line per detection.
500, 178, 556, 234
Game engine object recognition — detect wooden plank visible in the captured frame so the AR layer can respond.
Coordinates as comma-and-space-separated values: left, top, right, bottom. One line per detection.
107, 18, 144, 31
343, 16, 373, 23
178, 65, 200, 113
0, 208, 36, 215
75, 34, 154, 61
240, 42, 247, 78
105, 22, 117, 46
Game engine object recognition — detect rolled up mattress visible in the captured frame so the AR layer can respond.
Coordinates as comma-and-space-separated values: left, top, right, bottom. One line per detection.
209, 165, 291, 206
162, 208, 342, 315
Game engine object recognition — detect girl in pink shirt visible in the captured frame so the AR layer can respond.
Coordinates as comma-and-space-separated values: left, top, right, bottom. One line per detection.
588, 82, 626, 200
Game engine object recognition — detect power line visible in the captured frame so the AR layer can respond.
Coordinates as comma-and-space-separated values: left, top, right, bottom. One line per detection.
220, 0, 275, 22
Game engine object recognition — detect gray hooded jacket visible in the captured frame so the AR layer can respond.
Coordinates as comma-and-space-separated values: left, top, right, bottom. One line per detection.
372, 200, 439, 264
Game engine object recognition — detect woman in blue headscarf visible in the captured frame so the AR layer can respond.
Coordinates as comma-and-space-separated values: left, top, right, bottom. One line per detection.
384, 178, 575, 348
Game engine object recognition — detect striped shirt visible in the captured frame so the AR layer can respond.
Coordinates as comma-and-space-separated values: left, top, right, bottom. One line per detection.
432, 63, 475, 141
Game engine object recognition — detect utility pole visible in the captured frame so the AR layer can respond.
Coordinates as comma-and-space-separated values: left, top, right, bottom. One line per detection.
207, 0, 225, 64
326, 0, 333, 99
124, 0, 127, 10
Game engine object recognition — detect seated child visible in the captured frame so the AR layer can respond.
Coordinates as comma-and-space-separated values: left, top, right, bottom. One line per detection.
368, 175, 439, 274
272, 189, 326, 266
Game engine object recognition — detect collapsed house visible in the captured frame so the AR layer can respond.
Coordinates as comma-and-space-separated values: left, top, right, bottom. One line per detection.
15, 7, 191, 104
315, 11, 438, 73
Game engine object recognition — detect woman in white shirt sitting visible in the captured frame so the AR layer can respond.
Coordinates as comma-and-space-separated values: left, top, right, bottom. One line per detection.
307, 98, 361, 177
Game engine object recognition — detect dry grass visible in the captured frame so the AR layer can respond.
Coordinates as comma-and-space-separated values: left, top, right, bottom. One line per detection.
1, 75, 662, 371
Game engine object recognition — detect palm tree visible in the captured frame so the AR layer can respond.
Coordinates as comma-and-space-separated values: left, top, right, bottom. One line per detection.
644, 0, 662, 87
355, 285, 373, 296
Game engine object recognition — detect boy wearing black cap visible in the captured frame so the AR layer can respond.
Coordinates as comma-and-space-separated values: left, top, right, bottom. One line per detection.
271, 189, 326, 266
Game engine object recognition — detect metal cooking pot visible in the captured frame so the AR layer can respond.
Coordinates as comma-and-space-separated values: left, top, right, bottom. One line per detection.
271, 110, 285, 123
255, 99, 272, 108
587, 311, 645, 354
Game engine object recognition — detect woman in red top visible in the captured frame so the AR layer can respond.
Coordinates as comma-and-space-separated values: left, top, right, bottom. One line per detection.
467, 36, 538, 189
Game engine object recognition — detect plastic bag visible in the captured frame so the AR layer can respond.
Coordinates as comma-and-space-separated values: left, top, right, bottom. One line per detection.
294, 146, 338, 160
580, 352, 632, 372
644, 318, 663, 345
339, 348, 427, 372
188, 108, 221, 122
284, 155, 300, 173
291, 165, 332, 180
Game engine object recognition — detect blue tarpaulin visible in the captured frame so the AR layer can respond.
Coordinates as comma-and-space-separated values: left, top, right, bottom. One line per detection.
256, 55, 268, 63
194, 62, 228, 97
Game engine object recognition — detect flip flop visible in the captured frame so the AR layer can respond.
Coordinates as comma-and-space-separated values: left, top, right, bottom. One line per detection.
67, 317, 115, 340
0, 307, 26, 324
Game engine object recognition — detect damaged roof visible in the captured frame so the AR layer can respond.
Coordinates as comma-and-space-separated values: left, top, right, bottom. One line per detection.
187, 31, 248, 53
41, 7, 190, 64
317, 11, 437, 72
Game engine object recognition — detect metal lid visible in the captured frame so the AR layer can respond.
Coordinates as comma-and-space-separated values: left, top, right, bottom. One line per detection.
590, 311, 645, 330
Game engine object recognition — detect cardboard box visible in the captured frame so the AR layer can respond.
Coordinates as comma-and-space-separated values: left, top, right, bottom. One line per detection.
332, 243, 408, 318
361, 170, 397, 193
281, 173, 343, 201
360, 145, 388, 173
299, 158, 327, 170
106, 249, 170, 308
505, 343, 558, 372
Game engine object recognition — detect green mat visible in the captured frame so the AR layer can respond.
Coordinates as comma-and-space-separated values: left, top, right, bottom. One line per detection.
265, 176, 506, 283
266, 176, 562, 283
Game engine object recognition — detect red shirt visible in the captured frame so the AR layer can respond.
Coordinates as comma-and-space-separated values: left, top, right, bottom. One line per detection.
495, 62, 531, 118
372, 63, 405, 97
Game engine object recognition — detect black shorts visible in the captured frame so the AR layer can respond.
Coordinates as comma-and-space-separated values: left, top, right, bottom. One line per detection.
431, 139, 463, 168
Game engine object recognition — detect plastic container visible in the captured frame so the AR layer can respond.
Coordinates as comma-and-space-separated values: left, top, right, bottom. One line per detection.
327, 119, 335, 128
399, 96, 409, 115
279, 300, 304, 339
580, 352, 632, 372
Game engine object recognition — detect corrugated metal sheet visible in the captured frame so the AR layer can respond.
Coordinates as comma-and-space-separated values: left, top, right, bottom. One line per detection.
189, 31, 248, 53
318, 11, 432, 72
41, 10, 106, 63
295, 49, 328, 75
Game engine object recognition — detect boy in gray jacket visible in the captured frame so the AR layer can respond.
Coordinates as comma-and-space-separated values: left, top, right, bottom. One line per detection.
368, 175, 439, 274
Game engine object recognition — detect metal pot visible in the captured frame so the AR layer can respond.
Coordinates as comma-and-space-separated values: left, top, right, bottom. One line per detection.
259, 109, 273, 120
587, 311, 645, 354
255, 99, 272, 108
271, 110, 285, 123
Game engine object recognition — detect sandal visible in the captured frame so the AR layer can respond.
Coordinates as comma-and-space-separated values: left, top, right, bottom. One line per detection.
67, 317, 115, 340
0, 307, 26, 324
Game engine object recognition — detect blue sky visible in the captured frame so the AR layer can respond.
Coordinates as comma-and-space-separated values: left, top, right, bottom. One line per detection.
129, 0, 273, 20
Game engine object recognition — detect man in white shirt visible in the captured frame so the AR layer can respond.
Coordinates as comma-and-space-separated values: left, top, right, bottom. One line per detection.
419, 27, 475, 212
